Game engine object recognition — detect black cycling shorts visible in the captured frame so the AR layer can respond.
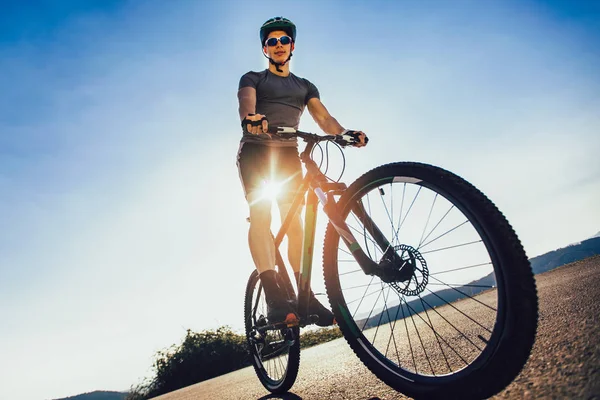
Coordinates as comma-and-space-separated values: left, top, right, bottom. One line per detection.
236, 142, 303, 204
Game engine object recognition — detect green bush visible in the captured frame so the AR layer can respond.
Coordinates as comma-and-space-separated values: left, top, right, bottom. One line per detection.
127, 325, 343, 399
128, 327, 250, 399
300, 327, 343, 349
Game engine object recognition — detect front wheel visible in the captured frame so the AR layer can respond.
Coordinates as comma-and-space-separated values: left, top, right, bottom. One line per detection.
323, 162, 538, 400
244, 270, 300, 394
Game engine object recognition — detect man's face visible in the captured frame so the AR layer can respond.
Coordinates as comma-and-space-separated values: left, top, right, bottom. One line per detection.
263, 30, 294, 63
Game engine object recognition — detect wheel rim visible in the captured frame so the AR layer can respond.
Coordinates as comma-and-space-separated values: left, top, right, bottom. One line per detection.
247, 281, 295, 384
332, 176, 505, 381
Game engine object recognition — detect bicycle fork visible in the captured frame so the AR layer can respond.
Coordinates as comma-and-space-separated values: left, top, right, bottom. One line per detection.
312, 182, 410, 284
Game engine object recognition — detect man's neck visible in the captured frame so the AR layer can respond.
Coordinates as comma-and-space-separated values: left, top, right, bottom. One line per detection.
268, 63, 290, 77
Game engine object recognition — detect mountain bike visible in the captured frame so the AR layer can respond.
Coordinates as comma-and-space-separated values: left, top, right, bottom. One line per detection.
244, 127, 538, 399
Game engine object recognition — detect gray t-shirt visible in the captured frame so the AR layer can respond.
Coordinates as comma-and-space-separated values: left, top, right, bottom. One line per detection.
239, 69, 320, 147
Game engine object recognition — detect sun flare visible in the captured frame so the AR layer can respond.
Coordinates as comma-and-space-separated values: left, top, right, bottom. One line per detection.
261, 181, 283, 201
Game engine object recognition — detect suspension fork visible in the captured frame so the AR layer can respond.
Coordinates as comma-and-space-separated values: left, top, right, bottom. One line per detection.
350, 200, 402, 263
311, 186, 377, 275
316, 185, 403, 276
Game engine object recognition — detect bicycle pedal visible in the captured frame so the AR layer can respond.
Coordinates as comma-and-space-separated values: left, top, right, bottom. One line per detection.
284, 313, 300, 327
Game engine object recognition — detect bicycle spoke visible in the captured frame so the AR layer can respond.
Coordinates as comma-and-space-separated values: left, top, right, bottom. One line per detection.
338, 247, 352, 257
418, 193, 438, 248
419, 295, 452, 374
253, 285, 263, 319
400, 296, 418, 373
427, 282, 495, 289
361, 289, 384, 331
418, 204, 454, 248
390, 183, 394, 246
351, 275, 376, 319
430, 262, 492, 276
338, 268, 364, 276
379, 284, 402, 358
343, 282, 378, 291
366, 193, 379, 259
420, 239, 483, 255
402, 298, 471, 366
427, 274, 497, 311
407, 295, 435, 375
370, 283, 390, 344
395, 186, 422, 239
419, 220, 469, 250
394, 183, 407, 239
422, 288, 492, 336
347, 219, 379, 250
378, 187, 398, 249
345, 286, 386, 306
384, 292, 403, 366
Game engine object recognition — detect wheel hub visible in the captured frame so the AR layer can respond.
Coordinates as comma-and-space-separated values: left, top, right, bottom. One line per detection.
384, 244, 428, 296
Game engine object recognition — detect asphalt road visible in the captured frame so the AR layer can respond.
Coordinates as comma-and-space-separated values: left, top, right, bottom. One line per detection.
153, 256, 600, 400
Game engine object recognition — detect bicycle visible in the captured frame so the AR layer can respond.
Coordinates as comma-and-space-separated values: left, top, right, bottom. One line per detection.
244, 127, 538, 399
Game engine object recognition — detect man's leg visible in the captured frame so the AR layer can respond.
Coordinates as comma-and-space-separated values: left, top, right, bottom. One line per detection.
238, 143, 298, 325
247, 195, 275, 274
247, 196, 298, 325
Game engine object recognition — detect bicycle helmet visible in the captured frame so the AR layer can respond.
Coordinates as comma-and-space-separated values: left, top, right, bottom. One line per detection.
260, 17, 297, 72
260, 17, 296, 46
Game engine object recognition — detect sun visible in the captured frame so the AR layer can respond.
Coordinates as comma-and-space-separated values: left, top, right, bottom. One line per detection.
261, 180, 283, 201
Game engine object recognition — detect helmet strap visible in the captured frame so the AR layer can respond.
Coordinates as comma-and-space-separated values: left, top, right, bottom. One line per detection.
263, 51, 293, 73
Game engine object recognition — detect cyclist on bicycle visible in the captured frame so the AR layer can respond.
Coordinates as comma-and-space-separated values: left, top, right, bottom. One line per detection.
237, 17, 367, 327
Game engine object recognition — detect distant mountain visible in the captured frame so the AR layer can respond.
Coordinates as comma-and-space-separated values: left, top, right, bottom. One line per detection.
529, 236, 600, 274
52, 391, 127, 400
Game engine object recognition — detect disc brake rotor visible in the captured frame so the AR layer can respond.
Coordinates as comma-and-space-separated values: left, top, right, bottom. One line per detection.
388, 244, 429, 296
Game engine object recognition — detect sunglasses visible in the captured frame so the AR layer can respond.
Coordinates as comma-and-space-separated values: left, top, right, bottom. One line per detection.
265, 36, 292, 47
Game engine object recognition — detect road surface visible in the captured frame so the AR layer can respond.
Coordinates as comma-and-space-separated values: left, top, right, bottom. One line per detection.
153, 256, 600, 399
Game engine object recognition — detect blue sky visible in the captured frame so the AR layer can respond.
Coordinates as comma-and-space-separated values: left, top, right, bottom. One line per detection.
1, 0, 599, 399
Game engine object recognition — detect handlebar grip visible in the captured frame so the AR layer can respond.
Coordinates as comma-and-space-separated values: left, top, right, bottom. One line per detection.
241, 116, 268, 128
267, 126, 297, 135
335, 130, 368, 146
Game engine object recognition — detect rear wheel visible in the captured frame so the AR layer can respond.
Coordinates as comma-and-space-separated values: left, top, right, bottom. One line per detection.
244, 270, 300, 394
323, 162, 538, 400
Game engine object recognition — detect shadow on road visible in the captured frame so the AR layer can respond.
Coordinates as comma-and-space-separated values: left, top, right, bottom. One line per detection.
257, 394, 381, 400
257, 393, 302, 400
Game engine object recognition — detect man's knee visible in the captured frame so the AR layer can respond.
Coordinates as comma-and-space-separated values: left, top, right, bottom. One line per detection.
248, 201, 272, 233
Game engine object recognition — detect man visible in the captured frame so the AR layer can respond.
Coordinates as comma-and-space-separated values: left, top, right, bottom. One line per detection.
237, 17, 367, 326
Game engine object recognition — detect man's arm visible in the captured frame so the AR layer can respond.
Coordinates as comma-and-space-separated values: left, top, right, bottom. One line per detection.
307, 97, 344, 135
238, 86, 268, 134
307, 97, 368, 147
238, 87, 257, 121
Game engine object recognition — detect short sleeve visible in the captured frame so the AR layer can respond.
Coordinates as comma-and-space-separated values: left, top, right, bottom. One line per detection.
304, 79, 320, 104
239, 71, 260, 90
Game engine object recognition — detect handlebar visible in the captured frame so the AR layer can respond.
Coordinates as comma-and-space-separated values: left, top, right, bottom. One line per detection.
266, 127, 367, 147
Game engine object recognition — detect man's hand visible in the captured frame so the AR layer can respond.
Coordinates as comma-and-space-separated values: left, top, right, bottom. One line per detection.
242, 113, 269, 135
339, 130, 368, 147
353, 131, 368, 147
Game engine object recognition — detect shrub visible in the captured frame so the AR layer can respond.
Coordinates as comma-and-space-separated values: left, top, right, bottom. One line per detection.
128, 327, 250, 399
127, 325, 343, 399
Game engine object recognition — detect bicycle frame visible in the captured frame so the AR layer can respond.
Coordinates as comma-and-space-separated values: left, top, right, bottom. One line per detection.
270, 137, 398, 327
